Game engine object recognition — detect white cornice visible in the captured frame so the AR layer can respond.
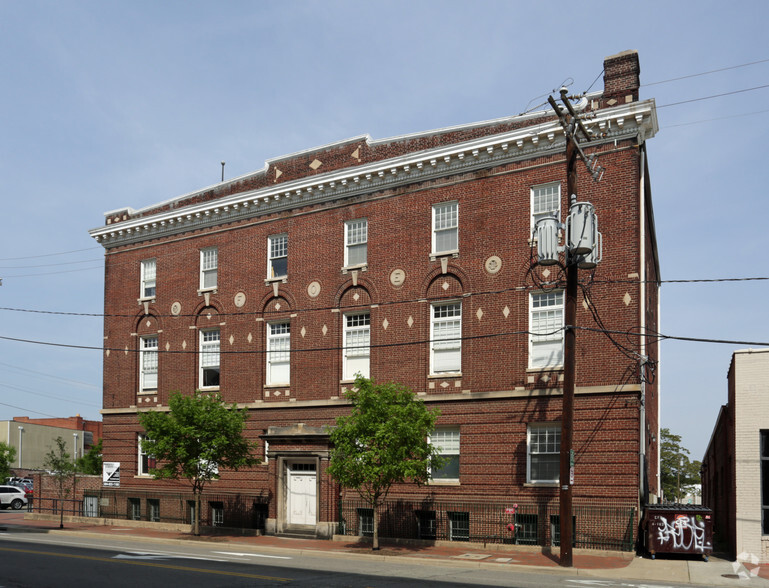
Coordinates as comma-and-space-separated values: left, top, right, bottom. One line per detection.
90, 100, 657, 249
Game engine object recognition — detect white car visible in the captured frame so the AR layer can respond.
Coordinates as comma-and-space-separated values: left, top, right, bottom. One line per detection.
0, 485, 28, 510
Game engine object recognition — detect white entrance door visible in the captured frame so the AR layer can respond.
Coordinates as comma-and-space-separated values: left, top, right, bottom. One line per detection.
287, 463, 317, 526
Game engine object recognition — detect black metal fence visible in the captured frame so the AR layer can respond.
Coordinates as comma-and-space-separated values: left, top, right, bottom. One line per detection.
35, 489, 269, 531
338, 498, 636, 551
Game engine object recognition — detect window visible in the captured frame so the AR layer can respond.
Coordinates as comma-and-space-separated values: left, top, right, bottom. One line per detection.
430, 302, 462, 374
139, 336, 158, 393
550, 514, 576, 547
357, 507, 374, 537
528, 424, 561, 484
263, 440, 269, 464
268, 234, 288, 279
531, 182, 561, 235
266, 322, 290, 385
529, 291, 564, 368
210, 502, 224, 527
448, 511, 469, 541
140, 259, 156, 299
148, 499, 160, 522
430, 428, 460, 481
343, 312, 370, 380
432, 201, 458, 254
761, 431, 769, 534
200, 329, 220, 388
416, 510, 437, 539
200, 247, 218, 290
138, 435, 155, 476
344, 219, 368, 267
129, 498, 141, 521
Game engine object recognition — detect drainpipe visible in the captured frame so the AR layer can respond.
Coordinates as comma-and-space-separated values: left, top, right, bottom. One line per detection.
638, 147, 647, 508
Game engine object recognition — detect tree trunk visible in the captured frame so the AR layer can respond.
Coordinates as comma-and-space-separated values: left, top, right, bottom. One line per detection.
194, 491, 201, 536
372, 500, 379, 550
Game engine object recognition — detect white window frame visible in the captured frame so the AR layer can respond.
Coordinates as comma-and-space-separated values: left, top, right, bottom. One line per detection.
529, 291, 564, 369
266, 321, 290, 385
138, 435, 155, 477
268, 234, 288, 280
527, 423, 561, 484
432, 201, 458, 256
430, 301, 462, 374
530, 182, 561, 237
200, 247, 218, 291
139, 336, 158, 393
199, 328, 220, 389
140, 258, 156, 299
344, 219, 368, 268
343, 312, 370, 380
429, 427, 460, 482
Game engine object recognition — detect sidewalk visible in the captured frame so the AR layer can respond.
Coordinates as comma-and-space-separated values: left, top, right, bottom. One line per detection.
3, 511, 768, 586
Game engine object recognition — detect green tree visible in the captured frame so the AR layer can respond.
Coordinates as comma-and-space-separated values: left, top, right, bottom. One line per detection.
0, 442, 16, 482
43, 436, 76, 529
76, 438, 102, 475
660, 427, 701, 502
137, 390, 259, 535
328, 376, 443, 550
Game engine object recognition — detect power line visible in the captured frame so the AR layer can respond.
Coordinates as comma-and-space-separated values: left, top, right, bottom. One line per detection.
0, 246, 102, 262
657, 84, 769, 109
0, 325, 766, 357
0, 275, 764, 319
642, 58, 769, 87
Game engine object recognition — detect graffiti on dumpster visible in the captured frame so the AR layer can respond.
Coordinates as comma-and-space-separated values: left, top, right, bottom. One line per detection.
655, 514, 711, 552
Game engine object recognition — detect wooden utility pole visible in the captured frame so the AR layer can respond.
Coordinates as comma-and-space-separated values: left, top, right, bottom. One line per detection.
559, 131, 579, 567
546, 86, 603, 567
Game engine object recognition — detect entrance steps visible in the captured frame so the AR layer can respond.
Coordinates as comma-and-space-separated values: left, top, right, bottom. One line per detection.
278, 525, 317, 539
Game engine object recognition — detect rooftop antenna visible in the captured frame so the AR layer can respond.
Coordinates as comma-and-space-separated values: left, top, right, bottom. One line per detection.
221, 161, 225, 182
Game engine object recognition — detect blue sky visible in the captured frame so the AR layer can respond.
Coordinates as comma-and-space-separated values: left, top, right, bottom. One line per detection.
1, 1, 767, 461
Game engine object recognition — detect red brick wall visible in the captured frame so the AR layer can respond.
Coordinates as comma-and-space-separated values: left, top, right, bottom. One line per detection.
97, 53, 653, 541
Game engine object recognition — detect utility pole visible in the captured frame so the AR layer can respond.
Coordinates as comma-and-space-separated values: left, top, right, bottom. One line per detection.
542, 87, 604, 567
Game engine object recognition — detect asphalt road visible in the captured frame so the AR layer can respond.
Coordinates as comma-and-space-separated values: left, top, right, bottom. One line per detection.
0, 531, 571, 588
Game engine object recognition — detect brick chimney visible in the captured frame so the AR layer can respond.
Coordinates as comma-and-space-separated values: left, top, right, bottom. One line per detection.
603, 50, 640, 104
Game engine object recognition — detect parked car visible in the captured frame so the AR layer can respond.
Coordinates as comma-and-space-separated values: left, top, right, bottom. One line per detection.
9, 481, 33, 500
0, 485, 28, 510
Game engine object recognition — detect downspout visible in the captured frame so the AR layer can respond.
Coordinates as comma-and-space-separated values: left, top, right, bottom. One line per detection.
638, 146, 647, 508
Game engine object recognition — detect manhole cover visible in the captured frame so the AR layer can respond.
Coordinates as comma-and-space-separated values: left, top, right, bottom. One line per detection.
453, 553, 490, 560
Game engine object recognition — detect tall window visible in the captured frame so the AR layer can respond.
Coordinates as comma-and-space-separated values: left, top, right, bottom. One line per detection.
529, 291, 564, 368
138, 435, 155, 476
528, 424, 561, 483
343, 312, 370, 380
268, 234, 288, 279
139, 336, 158, 393
531, 182, 561, 235
199, 329, 220, 388
344, 219, 368, 267
430, 428, 460, 481
430, 302, 462, 374
266, 322, 290, 385
200, 247, 218, 290
761, 431, 769, 534
432, 202, 458, 254
140, 259, 156, 299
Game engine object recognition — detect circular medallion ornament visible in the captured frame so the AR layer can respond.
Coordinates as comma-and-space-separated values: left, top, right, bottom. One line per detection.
485, 255, 502, 275
390, 268, 406, 287
170, 301, 182, 316
307, 281, 321, 298
234, 292, 247, 308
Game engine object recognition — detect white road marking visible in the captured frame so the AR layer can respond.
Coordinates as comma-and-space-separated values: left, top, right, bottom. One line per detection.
214, 551, 292, 560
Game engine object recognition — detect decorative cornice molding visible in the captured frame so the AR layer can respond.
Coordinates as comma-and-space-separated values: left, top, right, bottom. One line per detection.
90, 100, 657, 249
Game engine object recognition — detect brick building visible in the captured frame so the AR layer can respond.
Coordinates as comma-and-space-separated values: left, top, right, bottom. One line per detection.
89, 50, 660, 547
702, 349, 769, 561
